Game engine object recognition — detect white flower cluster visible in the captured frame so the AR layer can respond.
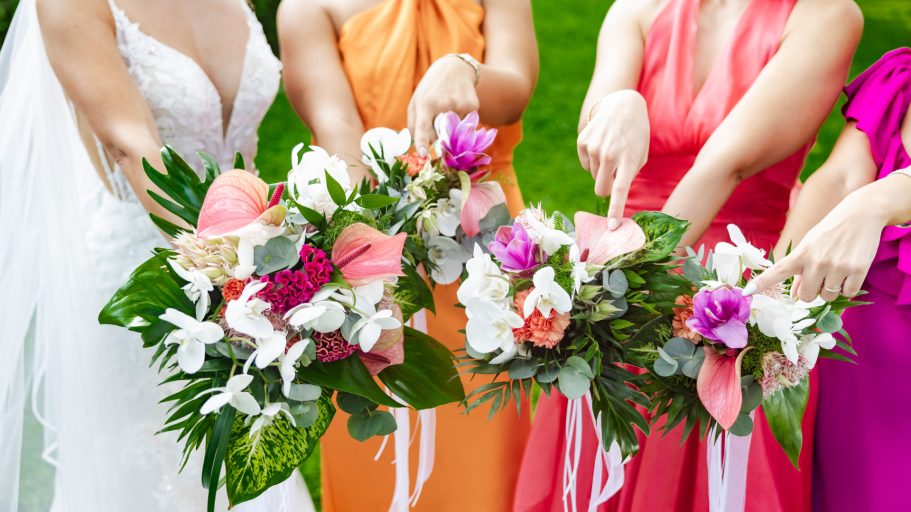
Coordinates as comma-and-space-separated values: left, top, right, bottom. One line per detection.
287, 144, 357, 220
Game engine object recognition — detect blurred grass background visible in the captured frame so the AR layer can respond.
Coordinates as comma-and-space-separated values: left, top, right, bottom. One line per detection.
5, 0, 910, 510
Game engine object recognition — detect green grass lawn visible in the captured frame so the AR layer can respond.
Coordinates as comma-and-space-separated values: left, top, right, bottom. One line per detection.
15, 1, 911, 510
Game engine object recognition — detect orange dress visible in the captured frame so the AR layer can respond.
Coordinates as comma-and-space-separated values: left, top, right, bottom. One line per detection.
320, 1, 529, 511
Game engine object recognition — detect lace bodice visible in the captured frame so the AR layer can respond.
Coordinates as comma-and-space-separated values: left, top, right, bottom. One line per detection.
107, 0, 280, 193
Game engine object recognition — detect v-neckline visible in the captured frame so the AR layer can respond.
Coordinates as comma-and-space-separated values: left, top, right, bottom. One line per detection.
685, 0, 757, 104
111, 2, 253, 141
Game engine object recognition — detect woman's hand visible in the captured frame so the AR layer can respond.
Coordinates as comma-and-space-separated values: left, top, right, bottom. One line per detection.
577, 90, 649, 229
408, 55, 480, 154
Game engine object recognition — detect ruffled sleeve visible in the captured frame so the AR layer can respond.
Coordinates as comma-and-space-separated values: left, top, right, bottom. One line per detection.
843, 48, 911, 170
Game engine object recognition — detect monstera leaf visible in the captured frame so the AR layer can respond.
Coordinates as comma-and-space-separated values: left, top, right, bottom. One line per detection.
378, 326, 465, 409
98, 250, 193, 332
143, 146, 220, 236
606, 212, 689, 268
225, 393, 335, 506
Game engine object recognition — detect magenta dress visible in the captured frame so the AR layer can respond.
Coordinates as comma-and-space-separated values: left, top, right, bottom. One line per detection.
814, 48, 911, 512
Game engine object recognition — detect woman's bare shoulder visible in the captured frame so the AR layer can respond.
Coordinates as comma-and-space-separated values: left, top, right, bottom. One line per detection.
785, 0, 863, 39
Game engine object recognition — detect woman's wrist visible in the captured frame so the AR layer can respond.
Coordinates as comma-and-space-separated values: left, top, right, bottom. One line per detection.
443, 53, 481, 87
846, 178, 905, 227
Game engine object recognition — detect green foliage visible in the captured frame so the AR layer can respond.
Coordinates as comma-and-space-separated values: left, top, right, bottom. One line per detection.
225, 393, 335, 506
762, 378, 809, 468
254, 236, 299, 274
144, 146, 218, 236
606, 212, 689, 269
378, 327, 466, 409
297, 354, 400, 408
394, 265, 436, 319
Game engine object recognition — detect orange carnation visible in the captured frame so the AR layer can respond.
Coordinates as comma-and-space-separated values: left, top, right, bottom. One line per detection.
672, 295, 702, 343
397, 152, 429, 177
512, 289, 570, 349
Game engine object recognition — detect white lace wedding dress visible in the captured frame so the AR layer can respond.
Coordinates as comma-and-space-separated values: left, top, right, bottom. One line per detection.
0, 1, 314, 510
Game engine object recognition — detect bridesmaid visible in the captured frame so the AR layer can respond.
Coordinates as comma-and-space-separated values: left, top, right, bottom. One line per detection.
749, 49, 911, 512
515, 0, 861, 511
277, 0, 538, 510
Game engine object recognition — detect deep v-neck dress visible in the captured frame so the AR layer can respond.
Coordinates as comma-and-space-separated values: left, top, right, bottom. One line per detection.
515, 1, 819, 511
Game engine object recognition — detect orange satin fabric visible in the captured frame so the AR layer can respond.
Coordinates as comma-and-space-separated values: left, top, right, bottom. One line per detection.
321, 1, 528, 511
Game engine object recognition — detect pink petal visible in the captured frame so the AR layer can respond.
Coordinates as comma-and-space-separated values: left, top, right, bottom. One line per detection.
197, 170, 270, 238
574, 212, 646, 265
331, 223, 406, 287
358, 339, 404, 376
461, 182, 507, 237
697, 347, 750, 430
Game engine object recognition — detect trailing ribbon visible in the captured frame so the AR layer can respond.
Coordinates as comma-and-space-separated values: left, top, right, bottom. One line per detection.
562, 392, 627, 512
706, 413, 754, 512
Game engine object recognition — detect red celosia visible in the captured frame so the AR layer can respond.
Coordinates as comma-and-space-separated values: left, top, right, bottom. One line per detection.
314, 330, 358, 363
256, 246, 333, 315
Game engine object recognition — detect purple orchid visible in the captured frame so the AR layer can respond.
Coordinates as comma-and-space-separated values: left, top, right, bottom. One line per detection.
440, 112, 497, 171
686, 287, 752, 349
488, 222, 539, 273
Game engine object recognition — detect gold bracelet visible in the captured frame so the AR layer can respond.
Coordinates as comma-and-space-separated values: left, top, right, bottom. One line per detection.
447, 53, 481, 87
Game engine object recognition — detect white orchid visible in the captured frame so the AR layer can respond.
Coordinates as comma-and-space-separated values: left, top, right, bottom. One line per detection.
569, 244, 596, 294
464, 298, 524, 355
750, 293, 824, 339
225, 281, 275, 340
797, 332, 836, 369
524, 266, 573, 318
169, 260, 214, 319
404, 163, 444, 202
516, 207, 574, 254
280, 339, 311, 397
248, 330, 288, 370
160, 308, 224, 374
712, 243, 747, 287
433, 112, 451, 155
348, 309, 401, 352
199, 374, 261, 416
361, 127, 411, 183
457, 245, 511, 307
436, 191, 463, 237
249, 402, 296, 437
427, 236, 470, 285
285, 296, 347, 333
719, 224, 772, 269
489, 342, 530, 365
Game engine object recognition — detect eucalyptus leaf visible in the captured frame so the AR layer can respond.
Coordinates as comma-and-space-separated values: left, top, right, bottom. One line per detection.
348, 410, 397, 441
254, 237, 299, 275
336, 392, 379, 415
604, 270, 629, 299
664, 337, 696, 358
290, 401, 320, 429
535, 364, 560, 384
728, 413, 754, 436
508, 358, 538, 380
816, 311, 844, 334
287, 383, 322, 402
557, 356, 594, 400
741, 379, 763, 413
653, 357, 678, 377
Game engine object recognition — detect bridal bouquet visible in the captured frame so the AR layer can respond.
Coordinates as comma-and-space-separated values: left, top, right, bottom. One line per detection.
625, 225, 859, 465
457, 206, 690, 456
360, 111, 510, 288
99, 148, 463, 509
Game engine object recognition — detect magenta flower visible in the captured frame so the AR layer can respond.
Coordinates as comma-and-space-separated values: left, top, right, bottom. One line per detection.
686, 287, 752, 349
488, 222, 539, 273
441, 112, 497, 171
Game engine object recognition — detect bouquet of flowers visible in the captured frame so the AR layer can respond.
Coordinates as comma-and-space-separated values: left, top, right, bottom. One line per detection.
456, 205, 690, 456
360, 111, 511, 288
99, 147, 464, 509
625, 225, 860, 465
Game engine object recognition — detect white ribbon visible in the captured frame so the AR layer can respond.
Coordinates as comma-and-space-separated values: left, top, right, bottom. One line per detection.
562, 392, 627, 512
380, 310, 437, 512
706, 413, 754, 512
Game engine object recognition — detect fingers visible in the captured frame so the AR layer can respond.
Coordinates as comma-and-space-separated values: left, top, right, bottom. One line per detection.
412, 103, 434, 156
577, 131, 593, 174
606, 161, 636, 230
842, 269, 866, 297
795, 262, 826, 303
744, 256, 799, 296
594, 160, 616, 198
819, 272, 848, 302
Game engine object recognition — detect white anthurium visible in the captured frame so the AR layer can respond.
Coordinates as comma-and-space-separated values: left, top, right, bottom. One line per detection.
798, 332, 836, 369
524, 266, 573, 318
280, 339, 311, 397
249, 402, 296, 437
349, 309, 401, 353
160, 308, 224, 374
464, 298, 524, 355
225, 281, 275, 339
712, 243, 746, 287
457, 245, 511, 307
569, 244, 596, 294
724, 224, 772, 270
169, 260, 215, 320
361, 127, 411, 183
427, 236, 471, 285
199, 374, 261, 416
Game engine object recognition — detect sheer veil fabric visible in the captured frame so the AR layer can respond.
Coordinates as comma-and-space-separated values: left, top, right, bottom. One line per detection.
0, 1, 311, 510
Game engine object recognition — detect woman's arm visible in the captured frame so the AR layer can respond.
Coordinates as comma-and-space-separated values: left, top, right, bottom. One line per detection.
575, 0, 655, 228
277, 0, 367, 178
38, 0, 180, 225
773, 123, 878, 257
661, 0, 863, 247
746, 172, 911, 301
408, 0, 539, 152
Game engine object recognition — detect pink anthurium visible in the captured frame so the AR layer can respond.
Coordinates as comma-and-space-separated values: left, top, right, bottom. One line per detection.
197, 170, 285, 238
573, 212, 646, 265
331, 223, 406, 286
697, 346, 751, 430
461, 181, 507, 238
359, 338, 404, 376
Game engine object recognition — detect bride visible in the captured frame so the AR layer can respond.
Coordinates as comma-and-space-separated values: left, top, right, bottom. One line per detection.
0, 0, 313, 510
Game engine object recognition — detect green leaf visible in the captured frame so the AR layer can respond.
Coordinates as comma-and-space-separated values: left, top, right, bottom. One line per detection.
355, 194, 400, 209
762, 378, 809, 468
378, 326, 465, 409
336, 392, 380, 415
816, 311, 844, 333
144, 146, 216, 228
395, 265, 436, 319
297, 355, 400, 408
324, 170, 348, 206
203, 407, 235, 512
653, 355, 678, 377
607, 212, 689, 268
98, 252, 194, 331
728, 413, 754, 436
604, 270, 629, 298
234, 152, 246, 170
254, 236, 299, 275
557, 356, 594, 400
508, 358, 538, 380
347, 410, 397, 441
225, 393, 334, 506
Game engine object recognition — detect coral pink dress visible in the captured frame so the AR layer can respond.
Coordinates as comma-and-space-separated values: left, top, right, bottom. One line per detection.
814, 48, 911, 512
514, 1, 818, 510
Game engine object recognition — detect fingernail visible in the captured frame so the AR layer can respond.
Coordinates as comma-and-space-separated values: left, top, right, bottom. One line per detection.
607, 218, 619, 230
742, 282, 756, 296
418, 147, 428, 157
